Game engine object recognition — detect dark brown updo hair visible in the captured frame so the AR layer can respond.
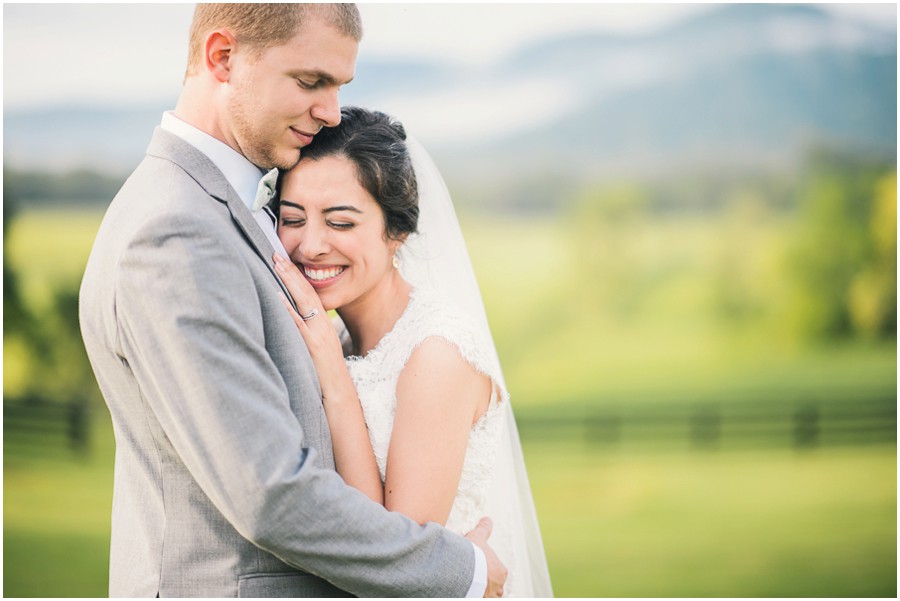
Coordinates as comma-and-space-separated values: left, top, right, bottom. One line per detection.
296, 106, 418, 241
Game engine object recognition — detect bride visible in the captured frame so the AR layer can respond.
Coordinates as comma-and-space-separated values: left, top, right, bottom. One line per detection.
271, 106, 552, 597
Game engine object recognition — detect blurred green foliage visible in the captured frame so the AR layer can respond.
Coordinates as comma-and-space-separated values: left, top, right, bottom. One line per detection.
4, 192, 28, 338
563, 151, 896, 344
789, 153, 897, 340
3, 196, 98, 406
3, 150, 896, 597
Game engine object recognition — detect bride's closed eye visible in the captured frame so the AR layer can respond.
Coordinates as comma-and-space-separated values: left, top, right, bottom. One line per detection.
279, 217, 355, 230
327, 221, 355, 230
281, 216, 306, 227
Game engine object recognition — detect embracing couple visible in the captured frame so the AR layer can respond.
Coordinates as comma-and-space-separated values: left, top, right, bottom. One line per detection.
79, 4, 551, 598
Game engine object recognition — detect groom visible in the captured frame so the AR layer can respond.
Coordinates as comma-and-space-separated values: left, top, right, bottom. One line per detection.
79, 4, 506, 597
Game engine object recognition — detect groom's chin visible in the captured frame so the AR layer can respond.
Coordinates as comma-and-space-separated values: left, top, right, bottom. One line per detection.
287, 151, 303, 170
270, 150, 303, 172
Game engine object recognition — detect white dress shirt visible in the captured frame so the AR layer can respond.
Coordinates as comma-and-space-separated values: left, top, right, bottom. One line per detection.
157, 111, 489, 598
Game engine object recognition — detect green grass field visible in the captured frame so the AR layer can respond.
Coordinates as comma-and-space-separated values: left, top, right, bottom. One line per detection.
527, 441, 896, 597
4, 207, 897, 597
5, 413, 896, 597
4, 418, 115, 598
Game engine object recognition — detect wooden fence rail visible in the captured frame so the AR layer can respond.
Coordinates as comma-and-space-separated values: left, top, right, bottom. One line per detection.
4, 396, 896, 456
4, 398, 90, 456
516, 397, 897, 449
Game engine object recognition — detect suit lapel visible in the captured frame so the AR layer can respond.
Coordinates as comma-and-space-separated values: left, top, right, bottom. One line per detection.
146, 128, 297, 309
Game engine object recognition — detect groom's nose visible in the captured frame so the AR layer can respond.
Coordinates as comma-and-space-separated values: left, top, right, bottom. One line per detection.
310, 88, 341, 128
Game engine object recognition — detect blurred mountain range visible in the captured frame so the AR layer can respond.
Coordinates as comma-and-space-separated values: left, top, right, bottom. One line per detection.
4, 4, 896, 210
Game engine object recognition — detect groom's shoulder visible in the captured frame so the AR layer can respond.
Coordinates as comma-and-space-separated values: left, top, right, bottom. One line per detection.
91, 155, 232, 254
111, 156, 207, 213
115, 127, 224, 206
115, 153, 219, 216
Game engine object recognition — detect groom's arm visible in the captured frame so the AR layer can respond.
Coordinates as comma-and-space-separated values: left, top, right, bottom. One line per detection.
115, 206, 478, 596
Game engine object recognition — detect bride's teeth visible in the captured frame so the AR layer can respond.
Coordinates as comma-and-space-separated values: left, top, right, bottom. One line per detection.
303, 266, 344, 281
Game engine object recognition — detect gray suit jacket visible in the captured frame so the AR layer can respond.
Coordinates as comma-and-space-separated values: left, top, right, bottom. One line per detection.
79, 128, 475, 597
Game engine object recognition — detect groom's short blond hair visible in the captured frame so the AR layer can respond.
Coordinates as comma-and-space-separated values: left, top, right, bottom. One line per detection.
185, 3, 362, 77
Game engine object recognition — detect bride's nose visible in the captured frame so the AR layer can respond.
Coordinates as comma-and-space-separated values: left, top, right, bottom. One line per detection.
297, 221, 331, 259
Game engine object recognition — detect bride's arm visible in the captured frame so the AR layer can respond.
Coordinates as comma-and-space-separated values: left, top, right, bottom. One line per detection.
274, 254, 384, 504
308, 345, 385, 505
273, 253, 491, 523
386, 337, 492, 526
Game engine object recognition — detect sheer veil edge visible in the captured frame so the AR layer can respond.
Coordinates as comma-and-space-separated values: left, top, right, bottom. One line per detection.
399, 134, 554, 598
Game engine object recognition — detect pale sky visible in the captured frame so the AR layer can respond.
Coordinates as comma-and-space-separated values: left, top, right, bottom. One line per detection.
3, 2, 896, 111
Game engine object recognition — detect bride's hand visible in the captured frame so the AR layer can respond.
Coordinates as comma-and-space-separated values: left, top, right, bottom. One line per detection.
273, 253, 345, 370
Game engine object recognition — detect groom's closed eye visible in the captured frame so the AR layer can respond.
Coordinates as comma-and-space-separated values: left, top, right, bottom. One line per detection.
296, 78, 322, 90
288, 69, 353, 90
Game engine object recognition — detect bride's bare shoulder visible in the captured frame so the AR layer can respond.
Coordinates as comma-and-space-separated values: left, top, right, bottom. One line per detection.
397, 336, 492, 420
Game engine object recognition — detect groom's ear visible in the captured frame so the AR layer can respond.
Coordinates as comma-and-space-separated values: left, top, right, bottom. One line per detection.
204, 29, 238, 83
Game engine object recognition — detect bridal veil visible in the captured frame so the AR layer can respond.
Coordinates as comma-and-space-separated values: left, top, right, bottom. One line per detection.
399, 135, 554, 597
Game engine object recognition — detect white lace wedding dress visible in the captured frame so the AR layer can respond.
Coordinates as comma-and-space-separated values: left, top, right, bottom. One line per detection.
340, 284, 522, 592
342, 285, 506, 533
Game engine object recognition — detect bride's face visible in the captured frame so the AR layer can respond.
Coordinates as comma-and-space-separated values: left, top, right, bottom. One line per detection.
277, 155, 402, 311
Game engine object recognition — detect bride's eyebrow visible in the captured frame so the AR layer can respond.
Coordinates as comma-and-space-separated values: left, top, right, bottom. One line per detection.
278, 201, 363, 214
323, 206, 363, 214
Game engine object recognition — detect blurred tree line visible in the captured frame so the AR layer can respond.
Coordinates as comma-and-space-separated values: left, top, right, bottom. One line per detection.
567, 150, 897, 344
3, 190, 98, 408
4, 167, 124, 207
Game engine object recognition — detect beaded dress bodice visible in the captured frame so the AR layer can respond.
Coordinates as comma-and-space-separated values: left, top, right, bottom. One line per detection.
342, 286, 505, 535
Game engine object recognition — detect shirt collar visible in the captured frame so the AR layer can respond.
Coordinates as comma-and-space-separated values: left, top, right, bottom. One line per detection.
160, 111, 265, 212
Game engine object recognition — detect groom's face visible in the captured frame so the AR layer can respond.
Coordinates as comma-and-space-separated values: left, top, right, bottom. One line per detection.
225, 18, 358, 170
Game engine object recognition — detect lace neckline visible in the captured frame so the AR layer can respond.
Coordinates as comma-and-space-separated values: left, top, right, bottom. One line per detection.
344, 286, 421, 362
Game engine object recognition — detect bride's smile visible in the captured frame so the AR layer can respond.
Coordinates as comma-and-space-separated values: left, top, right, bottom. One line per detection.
302, 264, 347, 284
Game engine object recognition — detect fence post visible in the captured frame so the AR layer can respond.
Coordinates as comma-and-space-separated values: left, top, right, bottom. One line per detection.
587, 412, 621, 445
793, 402, 819, 448
690, 404, 721, 449
68, 400, 89, 454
